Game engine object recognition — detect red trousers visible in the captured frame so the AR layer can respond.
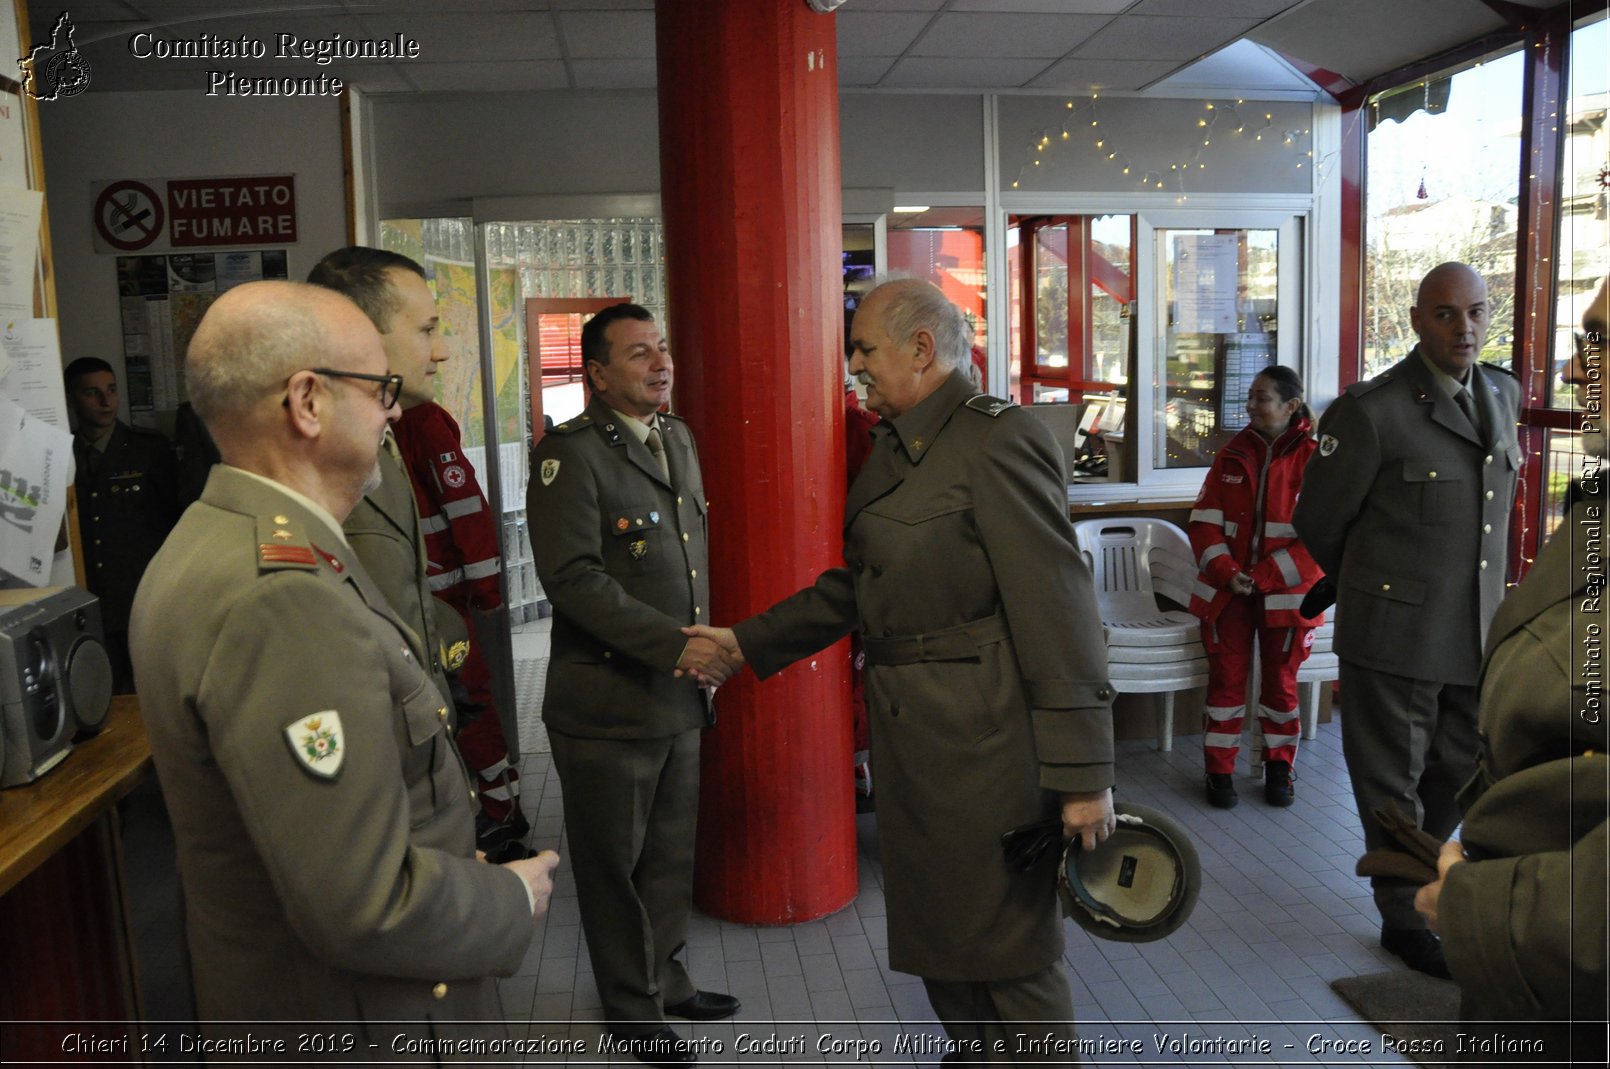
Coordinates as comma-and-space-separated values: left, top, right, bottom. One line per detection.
1200, 594, 1312, 774
449, 608, 522, 825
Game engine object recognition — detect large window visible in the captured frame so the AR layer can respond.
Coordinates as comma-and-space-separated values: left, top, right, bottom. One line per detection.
1363, 50, 1524, 378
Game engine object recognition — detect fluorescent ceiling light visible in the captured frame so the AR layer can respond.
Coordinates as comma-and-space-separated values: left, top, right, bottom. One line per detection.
892, 205, 930, 213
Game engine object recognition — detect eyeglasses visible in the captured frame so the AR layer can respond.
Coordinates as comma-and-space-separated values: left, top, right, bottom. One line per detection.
311, 367, 404, 408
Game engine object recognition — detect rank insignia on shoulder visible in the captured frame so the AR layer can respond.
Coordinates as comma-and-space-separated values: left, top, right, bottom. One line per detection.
965, 394, 1016, 417
311, 544, 345, 574
285, 711, 344, 778
259, 543, 317, 568
1319, 434, 1339, 456
444, 639, 470, 671
629, 538, 649, 559
541, 458, 561, 486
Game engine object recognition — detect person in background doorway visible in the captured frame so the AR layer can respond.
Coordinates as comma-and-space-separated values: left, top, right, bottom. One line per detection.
63, 356, 178, 692
1187, 366, 1323, 809
1294, 262, 1521, 979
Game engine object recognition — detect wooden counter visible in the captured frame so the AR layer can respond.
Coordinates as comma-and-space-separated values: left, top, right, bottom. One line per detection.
0, 695, 151, 896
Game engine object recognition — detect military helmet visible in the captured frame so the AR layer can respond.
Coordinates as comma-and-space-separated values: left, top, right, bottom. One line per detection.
1058, 802, 1201, 943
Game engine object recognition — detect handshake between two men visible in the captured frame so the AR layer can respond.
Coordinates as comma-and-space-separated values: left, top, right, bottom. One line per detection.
673, 625, 745, 687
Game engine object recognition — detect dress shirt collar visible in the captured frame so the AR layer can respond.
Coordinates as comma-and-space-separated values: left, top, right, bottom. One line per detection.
229, 465, 350, 548
885, 368, 977, 461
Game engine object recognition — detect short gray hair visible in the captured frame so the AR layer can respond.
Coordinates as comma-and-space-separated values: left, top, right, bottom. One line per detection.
874, 277, 972, 371
186, 281, 340, 427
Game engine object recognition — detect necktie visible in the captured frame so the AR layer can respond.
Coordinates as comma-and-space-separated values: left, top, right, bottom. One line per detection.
1454, 387, 1482, 440
645, 424, 670, 481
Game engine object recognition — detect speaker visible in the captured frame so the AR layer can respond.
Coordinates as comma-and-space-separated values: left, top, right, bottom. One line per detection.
0, 587, 114, 788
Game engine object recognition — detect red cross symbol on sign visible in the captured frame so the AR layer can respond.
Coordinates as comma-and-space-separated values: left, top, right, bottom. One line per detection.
94, 180, 164, 252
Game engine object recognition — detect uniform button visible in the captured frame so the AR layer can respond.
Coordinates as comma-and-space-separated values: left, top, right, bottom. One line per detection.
1480, 560, 1488, 570
694, 607, 702, 616
690, 569, 697, 578
437, 706, 448, 722
1427, 471, 1437, 479
275, 515, 290, 524
1484, 455, 1494, 465
94, 539, 101, 545
90, 491, 98, 498
681, 533, 689, 543
432, 982, 448, 1000
676, 496, 683, 505
1381, 583, 1391, 592
1097, 686, 1114, 701
1485, 490, 1495, 500
603, 650, 612, 659
1483, 523, 1492, 534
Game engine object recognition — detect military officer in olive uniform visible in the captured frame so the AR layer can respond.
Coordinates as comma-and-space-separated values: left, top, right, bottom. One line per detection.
1294, 262, 1521, 979
527, 303, 738, 1069
64, 356, 178, 691
130, 282, 556, 1048
309, 250, 466, 754
689, 279, 1117, 1061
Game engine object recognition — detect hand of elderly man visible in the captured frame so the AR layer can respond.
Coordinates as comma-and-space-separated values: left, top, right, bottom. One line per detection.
675, 632, 744, 686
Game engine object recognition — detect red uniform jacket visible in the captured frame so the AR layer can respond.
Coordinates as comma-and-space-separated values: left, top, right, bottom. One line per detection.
1187, 418, 1323, 628
394, 402, 502, 612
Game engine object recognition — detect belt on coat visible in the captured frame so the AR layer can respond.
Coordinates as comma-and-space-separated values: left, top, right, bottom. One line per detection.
861, 613, 1008, 666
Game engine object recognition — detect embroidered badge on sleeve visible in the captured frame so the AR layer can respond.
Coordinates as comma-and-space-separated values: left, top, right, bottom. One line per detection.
284, 711, 345, 778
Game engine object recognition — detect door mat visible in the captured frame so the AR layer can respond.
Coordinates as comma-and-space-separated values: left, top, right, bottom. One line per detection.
1331, 971, 1460, 1068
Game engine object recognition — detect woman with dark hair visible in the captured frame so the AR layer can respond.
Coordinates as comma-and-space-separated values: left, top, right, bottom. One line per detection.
1187, 366, 1324, 808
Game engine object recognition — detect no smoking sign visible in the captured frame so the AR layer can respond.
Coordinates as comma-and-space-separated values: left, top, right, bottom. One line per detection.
94, 180, 165, 252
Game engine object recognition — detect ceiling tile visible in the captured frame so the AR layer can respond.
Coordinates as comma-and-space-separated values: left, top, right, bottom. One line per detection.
838, 55, 899, 86
950, 1, 1128, 11
401, 59, 570, 93
881, 55, 1050, 89
849, 1, 948, 10
913, 13, 1110, 58
1029, 56, 1189, 91
1075, 14, 1259, 61
1132, 0, 1301, 16
557, 10, 656, 57
569, 58, 658, 89
835, 11, 935, 58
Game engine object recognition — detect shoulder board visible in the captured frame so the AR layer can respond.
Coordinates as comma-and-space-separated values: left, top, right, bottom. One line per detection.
660, 411, 686, 423
255, 513, 320, 572
964, 394, 1017, 418
550, 413, 594, 435
1479, 361, 1518, 380
1344, 371, 1392, 398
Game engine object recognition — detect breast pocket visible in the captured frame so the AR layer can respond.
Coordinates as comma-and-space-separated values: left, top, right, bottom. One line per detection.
1402, 458, 1463, 525
606, 502, 665, 576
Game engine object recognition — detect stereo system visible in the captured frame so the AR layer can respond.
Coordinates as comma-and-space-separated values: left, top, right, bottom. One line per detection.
0, 587, 114, 788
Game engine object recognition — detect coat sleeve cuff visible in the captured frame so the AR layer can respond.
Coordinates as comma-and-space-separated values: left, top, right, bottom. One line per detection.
1039, 763, 1114, 795
1439, 857, 1541, 1016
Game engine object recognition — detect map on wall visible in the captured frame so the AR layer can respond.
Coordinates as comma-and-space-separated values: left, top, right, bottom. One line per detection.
423, 257, 521, 450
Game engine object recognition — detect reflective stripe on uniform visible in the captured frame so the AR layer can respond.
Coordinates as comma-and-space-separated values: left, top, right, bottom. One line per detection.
1264, 593, 1304, 611
1200, 543, 1230, 567
1190, 508, 1225, 527
1270, 548, 1302, 587
1264, 521, 1298, 540
462, 558, 500, 580
420, 513, 449, 534
1192, 579, 1220, 603
444, 498, 484, 518
428, 567, 465, 591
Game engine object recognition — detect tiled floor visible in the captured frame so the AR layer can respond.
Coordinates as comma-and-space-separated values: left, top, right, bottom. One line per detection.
118, 620, 1430, 1066
503, 620, 1425, 1067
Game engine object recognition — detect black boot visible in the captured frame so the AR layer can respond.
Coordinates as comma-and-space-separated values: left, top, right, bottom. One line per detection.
1205, 772, 1238, 809
1264, 760, 1294, 806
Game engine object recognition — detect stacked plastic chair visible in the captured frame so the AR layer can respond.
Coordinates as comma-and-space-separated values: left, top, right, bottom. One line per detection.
1071, 518, 1208, 752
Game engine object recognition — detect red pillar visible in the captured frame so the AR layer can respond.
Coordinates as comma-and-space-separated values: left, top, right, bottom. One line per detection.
656, 0, 856, 924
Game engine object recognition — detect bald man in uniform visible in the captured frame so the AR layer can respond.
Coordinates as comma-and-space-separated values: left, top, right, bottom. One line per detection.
130, 281, 557, 1044
1294, 262, 1521, 978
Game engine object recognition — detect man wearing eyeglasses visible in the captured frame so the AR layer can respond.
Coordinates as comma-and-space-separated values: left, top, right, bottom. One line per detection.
129, 281, 558, 1039
310, 247, 531, 863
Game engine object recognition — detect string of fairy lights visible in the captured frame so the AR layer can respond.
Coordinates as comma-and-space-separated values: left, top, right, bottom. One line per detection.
1007, 95, 1325, 201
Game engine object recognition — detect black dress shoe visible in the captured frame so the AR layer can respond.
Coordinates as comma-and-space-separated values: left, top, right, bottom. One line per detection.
1381, 927, 1452, 979
665, 990, 740, 1021
616, 1026, 697, 1068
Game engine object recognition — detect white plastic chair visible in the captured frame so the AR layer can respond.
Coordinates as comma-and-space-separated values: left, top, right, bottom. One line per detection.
1072, 518, 1209, 751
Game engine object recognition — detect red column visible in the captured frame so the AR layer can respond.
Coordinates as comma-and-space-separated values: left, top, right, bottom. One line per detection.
656, 1, 856, 923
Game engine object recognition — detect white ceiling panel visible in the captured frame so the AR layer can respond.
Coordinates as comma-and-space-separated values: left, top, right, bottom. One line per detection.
881, 55, 1052, 89
1248, 0, 1512, 81
835, 11, 937, 57
850, 0, 949, 11
839, 56, 900, 86
950, 1, 1129, 11
1075, 14, 1260, 61
557, 10, 656, 58
1028, 57, 1184, 92
402, 59, 569, 93
913, 14, 1111, 58
1132, 0, 1303, 16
